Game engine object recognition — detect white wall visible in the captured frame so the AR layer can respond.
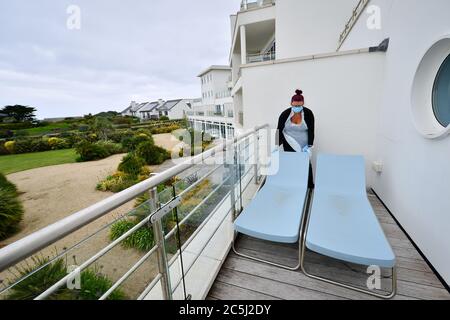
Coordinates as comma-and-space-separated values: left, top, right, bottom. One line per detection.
201, 69, 231, 104
276, 0, 359, 59
168, 100, 191, 120
241, 52, 385, 186
341, 0, 450, 285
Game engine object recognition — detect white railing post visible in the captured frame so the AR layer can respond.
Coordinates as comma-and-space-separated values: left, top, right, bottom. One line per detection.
149, 186, 159, 212
230, 143, 238, 221
152, 219, 173, 300
254, 129, 260, 184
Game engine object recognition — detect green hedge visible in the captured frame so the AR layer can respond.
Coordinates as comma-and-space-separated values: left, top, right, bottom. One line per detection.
75, 140, 124, 162
0, 173, 23, 240
136, 141, 170, 165
118, 154, 145, 176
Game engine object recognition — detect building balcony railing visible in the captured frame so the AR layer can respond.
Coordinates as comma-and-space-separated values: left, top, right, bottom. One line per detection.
247, 51, 276, 64
188, 110, 234, 119
0, 125, 270, 300
240, 0, 275, 11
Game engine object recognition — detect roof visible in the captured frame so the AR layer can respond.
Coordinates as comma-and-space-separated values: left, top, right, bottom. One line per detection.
139, 101, 161, 113
0, 113, 7, 117
158, 99, 183, 112
197, 65, 231, 77
121, 106, 132, 114
133, 102, 148, 112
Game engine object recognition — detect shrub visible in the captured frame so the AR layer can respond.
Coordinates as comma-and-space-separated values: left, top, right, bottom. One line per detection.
75, 140, 109, 161
13, 139, 35, 154
110, 220, 154, 252
14, 130, 30, 137
97, 166, 150, 193
0, 172, 18, 193
0, 122, 34, 130
47, 137, 69, 150
159, 116, 169, 121
0, 129, 13, 139
95, 140, 124, 155
77, 268, 126, 300
118, 154, 145, 176
6, 256, 126, 300
121, 133, 154, 152
75, 140, 122, 162
136, 141, 170, 165
150, 124, 181, 135
109, 130, 133, 144
60, 132, 83, 147
96, 172, 139, 193
4, 141, 15, 153
0, 174, 23, 240
0, 142, 8, 156
6, 256, 68, 300
78, 125, 90, 132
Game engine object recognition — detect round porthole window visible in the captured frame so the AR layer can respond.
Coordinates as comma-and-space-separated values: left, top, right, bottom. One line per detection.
411, 37, 450, 139
432, 54, 450, 127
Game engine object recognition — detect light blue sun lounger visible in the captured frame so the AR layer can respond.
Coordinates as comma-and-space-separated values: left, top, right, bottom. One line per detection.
301, 154, 397, 299
233, 151, 310, 270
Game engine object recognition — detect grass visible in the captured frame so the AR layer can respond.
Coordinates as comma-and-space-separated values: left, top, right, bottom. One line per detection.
14, 123, 72, 136
0, 149, 78, 175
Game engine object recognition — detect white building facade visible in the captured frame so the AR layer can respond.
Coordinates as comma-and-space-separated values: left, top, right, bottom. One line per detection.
230, 0, 450, 286
187, 66, 236, 139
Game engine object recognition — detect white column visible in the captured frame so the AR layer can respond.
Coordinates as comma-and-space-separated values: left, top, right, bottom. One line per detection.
240, 25, 247, 65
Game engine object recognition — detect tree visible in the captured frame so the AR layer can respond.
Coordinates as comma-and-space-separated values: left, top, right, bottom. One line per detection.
91, 117, 113, 141
1, 105, 36, 122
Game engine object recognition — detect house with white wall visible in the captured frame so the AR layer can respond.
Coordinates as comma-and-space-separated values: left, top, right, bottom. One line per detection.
138, 100, 165, 120
229, 0, 450, 287
121, 101, 147, 118
157, 99, 192, 120
121, 98, 192, 121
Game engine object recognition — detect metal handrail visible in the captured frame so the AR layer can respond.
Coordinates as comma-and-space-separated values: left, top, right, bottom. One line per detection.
337, 0, 370, 51
0, 124, 269, 272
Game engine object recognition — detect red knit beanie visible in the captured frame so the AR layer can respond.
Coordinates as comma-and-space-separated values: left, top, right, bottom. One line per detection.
291, 89, 304, 103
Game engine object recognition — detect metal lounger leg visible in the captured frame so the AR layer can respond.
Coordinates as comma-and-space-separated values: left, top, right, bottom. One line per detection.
231, 190, 311, 271
299, 202, 397, 299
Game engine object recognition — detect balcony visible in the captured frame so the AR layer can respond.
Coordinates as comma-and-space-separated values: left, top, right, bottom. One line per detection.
0, 125, 448, 300
247, 51, 276, 64
240, 0, 275, 12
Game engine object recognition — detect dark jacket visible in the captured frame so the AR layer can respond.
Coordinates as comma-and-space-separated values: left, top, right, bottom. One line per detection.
277, 107, 315, 152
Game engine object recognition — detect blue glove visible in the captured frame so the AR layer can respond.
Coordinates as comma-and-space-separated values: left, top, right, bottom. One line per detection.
302, 145, 312, 158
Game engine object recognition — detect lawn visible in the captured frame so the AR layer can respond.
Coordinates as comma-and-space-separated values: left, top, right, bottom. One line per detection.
0, 149, 78, 175
14, 123, 72, 136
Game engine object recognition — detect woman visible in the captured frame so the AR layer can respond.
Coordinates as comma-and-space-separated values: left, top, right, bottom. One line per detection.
277, 89, 315, 188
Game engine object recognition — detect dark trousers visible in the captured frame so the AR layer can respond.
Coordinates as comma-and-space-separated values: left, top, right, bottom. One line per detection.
308, 162, 315, 189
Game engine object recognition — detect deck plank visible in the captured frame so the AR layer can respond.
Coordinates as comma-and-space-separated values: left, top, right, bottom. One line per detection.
208, 281, 280, 300
215, 268, 346, 300
207, 192, 450, 300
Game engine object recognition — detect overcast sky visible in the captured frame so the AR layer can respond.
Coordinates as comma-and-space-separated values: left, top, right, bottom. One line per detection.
0, 0, 240, 119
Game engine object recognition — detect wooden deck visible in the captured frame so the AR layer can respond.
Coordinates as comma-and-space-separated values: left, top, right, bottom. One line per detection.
207, 192, 450, 300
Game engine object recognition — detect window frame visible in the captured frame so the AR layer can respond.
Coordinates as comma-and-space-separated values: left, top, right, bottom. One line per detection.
432, 53, 450, 127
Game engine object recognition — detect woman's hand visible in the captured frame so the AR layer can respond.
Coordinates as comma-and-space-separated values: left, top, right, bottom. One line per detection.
302, 145, 313, 159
